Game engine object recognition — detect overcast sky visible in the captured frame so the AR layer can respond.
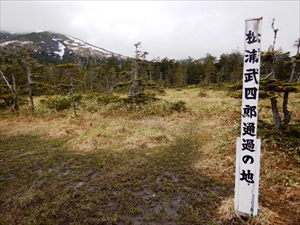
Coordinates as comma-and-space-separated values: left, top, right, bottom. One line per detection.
1, 1, 299, 60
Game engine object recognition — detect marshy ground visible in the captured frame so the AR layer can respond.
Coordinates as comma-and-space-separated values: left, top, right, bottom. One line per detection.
0, 87, 299, 224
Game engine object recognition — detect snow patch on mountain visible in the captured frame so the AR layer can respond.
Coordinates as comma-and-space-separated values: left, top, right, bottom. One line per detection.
54, 41, 66, 59
65, 35, 117, 58
0, 31, 127, 60
0, 40, 32, 46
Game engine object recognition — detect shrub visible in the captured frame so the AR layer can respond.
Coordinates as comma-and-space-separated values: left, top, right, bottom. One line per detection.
197, 90, 207, 97
259, 122, 300, 162
96, 94, 120, 105
169, 100, 188, 112
40, 96, 72, 111
121, 92, 159, 105
156, 88, 166, 95
99, 94, 189, 117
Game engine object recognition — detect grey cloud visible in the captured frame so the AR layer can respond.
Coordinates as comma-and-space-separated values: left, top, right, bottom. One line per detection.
1, 1, 299, 59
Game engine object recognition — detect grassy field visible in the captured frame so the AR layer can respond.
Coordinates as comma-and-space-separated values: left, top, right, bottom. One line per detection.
0, 87, 299, 224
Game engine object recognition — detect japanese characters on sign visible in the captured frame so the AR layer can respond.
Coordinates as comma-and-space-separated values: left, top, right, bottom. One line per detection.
235, 17, 262, 217
240, 18, 261, 187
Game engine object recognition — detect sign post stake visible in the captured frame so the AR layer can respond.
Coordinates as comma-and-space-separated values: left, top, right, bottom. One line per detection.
234, 17, 263, 217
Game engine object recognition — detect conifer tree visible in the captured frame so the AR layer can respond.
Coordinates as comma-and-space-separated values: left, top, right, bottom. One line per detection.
129, 42, 148, 95
57, 63, 79, 115
203, 53, 217, 84
260, 19, 299, 130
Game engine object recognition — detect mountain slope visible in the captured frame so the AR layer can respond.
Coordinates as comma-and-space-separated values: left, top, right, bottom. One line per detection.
0, 31, 127, 63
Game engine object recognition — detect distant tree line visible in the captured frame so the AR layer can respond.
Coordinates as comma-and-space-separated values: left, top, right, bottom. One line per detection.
1, 42, 299, 94
1, 37, 299, 131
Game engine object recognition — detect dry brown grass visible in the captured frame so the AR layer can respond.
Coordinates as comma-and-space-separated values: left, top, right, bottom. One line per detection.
0, 88, 299, 224
163, 89, 300, 224
217, 197, 280, 225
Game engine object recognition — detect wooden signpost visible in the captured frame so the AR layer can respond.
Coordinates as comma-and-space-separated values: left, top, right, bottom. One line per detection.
234, 17, 263, 217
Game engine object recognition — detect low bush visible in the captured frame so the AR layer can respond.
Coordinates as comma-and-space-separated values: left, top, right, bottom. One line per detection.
197, 90, 207, 97
40, 95, 82, 111
259, 122, 300, 162
168, 100, 188, 112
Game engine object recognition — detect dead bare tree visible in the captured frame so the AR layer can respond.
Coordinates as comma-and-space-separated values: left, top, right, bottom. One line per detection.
267, 19, 285, 129
69, 77, 77, 116
0, 70, 19, 111
289, 38, 300, 83
270, 18, 278, 79
261, 18, 278, 80
27, 66, 35, 113
261, 18, 299, 130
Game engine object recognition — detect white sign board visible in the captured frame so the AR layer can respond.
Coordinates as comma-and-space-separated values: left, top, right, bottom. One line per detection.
234, 17, 263, 217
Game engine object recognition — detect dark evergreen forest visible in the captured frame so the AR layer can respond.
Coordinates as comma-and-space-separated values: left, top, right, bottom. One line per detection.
1, 41, 299, 96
